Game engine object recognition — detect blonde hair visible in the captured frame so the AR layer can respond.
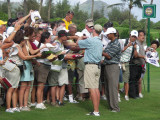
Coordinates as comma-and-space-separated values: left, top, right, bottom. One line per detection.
68, 23, 77, 30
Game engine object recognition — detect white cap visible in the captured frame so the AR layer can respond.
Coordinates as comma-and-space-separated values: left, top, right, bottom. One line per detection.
75, 32, 83, 37
130, 30, 138, 38
6, 27, 15, 36
104, 27, 116, 36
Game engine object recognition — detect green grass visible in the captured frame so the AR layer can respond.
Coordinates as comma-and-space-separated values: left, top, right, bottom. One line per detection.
1, 50, 160, 120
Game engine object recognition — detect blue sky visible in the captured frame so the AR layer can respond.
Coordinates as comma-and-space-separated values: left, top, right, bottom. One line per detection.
7, 0, 160, 22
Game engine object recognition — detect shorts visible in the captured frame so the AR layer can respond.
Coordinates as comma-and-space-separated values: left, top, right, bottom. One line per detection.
20, 61, 34, 82
48, 70, 59, 87
34, 63, 51, 83
58, 68, 68, 86
122, 62, 130, 83
84, 64, 100, 89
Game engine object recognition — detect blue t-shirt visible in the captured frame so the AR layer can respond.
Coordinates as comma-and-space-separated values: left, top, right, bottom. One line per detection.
78, 36, 103, 63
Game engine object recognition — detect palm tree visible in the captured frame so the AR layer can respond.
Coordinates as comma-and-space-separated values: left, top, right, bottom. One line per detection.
7, 0, 11, 19
91, 0, 94, 19
121, 0, 147, 32
48, 0, 52, 21
39, 0, 43, 14
23, 0, 27, 15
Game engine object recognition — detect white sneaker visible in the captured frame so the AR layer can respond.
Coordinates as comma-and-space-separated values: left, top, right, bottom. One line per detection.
118, 93, 121, 102
30, 102, 37, 107
139, 93, 143, 98
6, 108, 14, 113
12, 107, 20, 112
21, 106, 30, 111
41, 103, 47, 109
119, 88, 124, 93
35, 103, 46, 109
69, 100, 79, 103
125, 95, 129, 101
101, 95, 107, 100
86, 112, 100, 116
63, 96, 68, 101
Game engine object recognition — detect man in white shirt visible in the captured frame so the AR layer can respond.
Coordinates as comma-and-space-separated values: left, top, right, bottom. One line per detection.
81, 19, 94, 38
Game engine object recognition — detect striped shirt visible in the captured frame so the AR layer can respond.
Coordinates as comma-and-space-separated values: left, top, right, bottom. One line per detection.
104, 39, 121, 64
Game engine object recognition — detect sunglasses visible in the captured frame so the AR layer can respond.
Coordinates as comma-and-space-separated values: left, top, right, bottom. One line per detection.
88, 26, 94, 29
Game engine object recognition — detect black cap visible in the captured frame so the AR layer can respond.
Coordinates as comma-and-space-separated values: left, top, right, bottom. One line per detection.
7, 18, 17, 26
58, 30, 69, 37
104, 21, 113, 29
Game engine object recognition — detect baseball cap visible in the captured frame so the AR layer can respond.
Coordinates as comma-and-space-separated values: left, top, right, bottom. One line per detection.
0, 20, 7, 26
104, 27, 116, 36
7, 18, 17, 26
58, 30, 69, 37
94, 24, 102, 33
130, 30, 138, 38
85, 19, 94, 27
104, 21, 113, 29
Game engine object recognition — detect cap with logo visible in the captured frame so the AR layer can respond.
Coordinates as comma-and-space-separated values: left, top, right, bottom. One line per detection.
130, 30, 138, 38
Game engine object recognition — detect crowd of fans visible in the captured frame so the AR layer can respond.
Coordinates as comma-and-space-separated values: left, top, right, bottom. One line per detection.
0, 10, 159, 116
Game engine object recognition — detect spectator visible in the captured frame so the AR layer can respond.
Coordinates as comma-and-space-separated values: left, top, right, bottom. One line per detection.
137, 30, 146, 98
129, 30, 145, 99
62, 11, 74, 30
120, 30, 139, 101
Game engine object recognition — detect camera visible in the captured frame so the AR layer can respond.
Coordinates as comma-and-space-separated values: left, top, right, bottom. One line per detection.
150, 48, 154, 52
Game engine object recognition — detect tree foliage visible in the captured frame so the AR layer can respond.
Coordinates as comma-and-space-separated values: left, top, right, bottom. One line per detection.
108, 7, 135, 24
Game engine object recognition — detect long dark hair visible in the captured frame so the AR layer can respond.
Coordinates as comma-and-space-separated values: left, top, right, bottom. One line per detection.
37, 32, 50, 48
13, 30, 24, 44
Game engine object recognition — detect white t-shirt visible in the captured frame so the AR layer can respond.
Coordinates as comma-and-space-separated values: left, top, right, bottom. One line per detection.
100, 31, 111, 49
0, 32, 9, 43
35, 41, 51, 65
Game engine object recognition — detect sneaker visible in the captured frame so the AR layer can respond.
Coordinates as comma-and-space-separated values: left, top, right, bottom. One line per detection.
30, 102, 37, 107
118, 93, 121, 102
6, 108, 14, 113
139, 93, 143, 98
101, 95, 107, 100
58, 102, 64, 106
51, 102, 59, 107
41, 103, 47, 109
63, 96, 68, 101
111, 110, 117, 113
86, 112, 100, 116
119, 88, 124, 93
69, 100, 79, 103
125, 95, 129, 101
35, 103, 46, 109
12, 107, 20, 112
21, 106, 30, 111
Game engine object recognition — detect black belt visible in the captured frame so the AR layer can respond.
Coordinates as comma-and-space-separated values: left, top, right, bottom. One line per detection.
84, 62, 99, 65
